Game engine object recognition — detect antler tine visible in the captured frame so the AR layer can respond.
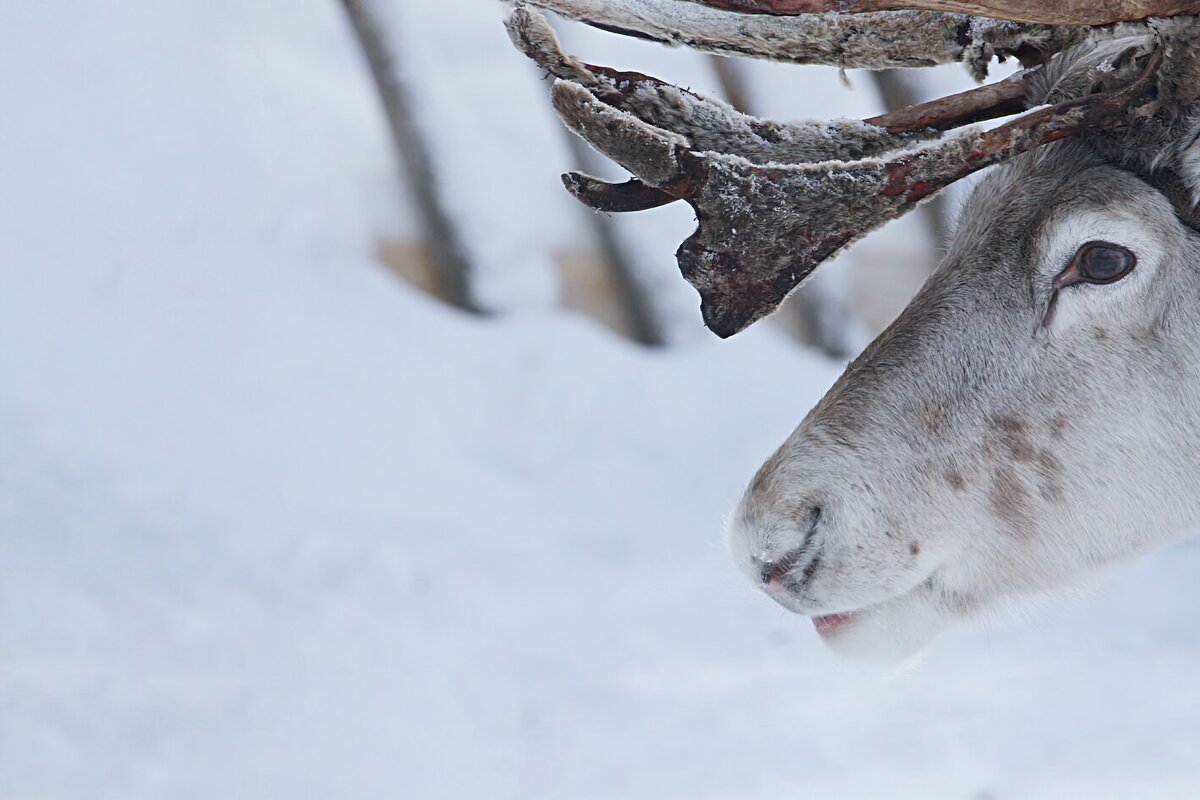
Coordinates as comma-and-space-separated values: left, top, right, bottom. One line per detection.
511, 5, 1051, 213
544, 40, 1164, 336
681, 0, 1200, 26
552, 65, 1044, 214
684, 44, 1166, 336
517, 0, 1087, 77
561, 173, 683, 212
866, 72, 1035, 133
508, 6, 942, 168
550, 80, 692, 191
508, 0, 1193, 338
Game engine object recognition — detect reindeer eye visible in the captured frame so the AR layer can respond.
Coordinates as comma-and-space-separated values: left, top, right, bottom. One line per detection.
1076, 242, 1136, 284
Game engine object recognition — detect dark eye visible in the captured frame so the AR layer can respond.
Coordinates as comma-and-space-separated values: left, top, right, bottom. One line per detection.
1075, 241, 1136, 284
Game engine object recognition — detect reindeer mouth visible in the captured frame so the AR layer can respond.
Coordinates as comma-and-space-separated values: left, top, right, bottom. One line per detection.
802, 574, 957, 659
766, 577, 886, 636
759, 548, 948, 654
812, 611, 858, 637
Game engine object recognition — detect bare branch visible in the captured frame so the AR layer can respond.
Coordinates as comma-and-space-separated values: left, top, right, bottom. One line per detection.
342, 0, 477, 310
682, 0, 1200, 25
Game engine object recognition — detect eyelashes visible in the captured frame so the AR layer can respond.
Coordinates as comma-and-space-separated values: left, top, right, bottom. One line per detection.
1040, 241, 1138, 330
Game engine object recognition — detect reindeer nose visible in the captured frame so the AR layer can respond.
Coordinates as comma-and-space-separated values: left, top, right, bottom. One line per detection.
757, 505, 822, 588
760, 549, 808, 586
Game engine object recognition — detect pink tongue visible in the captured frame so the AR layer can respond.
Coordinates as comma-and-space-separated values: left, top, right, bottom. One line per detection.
813, 612, 855, 636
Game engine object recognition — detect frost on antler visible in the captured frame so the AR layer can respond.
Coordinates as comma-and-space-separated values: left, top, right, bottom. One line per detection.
680, 0, 1200, 26
508, 1, 1200, 336
508, 7, 941, 166
517, 0, 1087, 78
548, 50, 1162, 335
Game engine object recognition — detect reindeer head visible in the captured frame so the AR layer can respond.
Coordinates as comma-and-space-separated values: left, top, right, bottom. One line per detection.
731, 136, 1200, 658
509, 1, 1200, 657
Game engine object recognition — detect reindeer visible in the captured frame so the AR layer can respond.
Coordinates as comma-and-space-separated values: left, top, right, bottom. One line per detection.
508, 0, 1200, 658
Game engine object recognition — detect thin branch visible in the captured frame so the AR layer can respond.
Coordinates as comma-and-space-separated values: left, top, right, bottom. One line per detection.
706, 55, 755, 119
682, 0, 1200, 25
341, 0, 477, 310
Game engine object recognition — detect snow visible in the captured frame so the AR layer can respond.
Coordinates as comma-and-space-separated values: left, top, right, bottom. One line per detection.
3, 2, 1200, 798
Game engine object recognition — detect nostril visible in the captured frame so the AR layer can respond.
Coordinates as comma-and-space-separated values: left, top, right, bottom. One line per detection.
758, 505, 822, 586
760, 549, 805, 585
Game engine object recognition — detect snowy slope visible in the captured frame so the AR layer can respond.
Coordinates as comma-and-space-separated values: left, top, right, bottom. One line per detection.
2, 2, 1200, 799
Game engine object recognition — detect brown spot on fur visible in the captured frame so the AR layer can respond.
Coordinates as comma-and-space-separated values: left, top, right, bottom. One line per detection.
1002, 431, 1037, 463
993, 415, 1037, 464
993, 416, 1025, 434
1050, 415, 1069, 441
922, 405, 947, 435
945, 470, 967, 491
909, 542, 920, 556
989, 464, 1032, 536
1036, 449, 1062, 478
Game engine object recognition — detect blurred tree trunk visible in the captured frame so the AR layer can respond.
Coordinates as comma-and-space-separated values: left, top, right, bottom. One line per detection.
341, 0, 477, 311
561, 133, 666, 346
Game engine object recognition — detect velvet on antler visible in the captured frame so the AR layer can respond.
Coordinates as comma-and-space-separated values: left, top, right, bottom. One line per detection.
682, 0, 1200, 25
508, 1, 1200, 336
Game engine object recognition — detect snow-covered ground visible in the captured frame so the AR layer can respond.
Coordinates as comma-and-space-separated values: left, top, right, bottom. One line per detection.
3, 2, 1200, 798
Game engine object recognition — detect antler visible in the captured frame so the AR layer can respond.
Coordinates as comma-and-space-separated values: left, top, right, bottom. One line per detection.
682, 1, 1200, 26
517, 0, 1088, 78
509, 1, 1200, 337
